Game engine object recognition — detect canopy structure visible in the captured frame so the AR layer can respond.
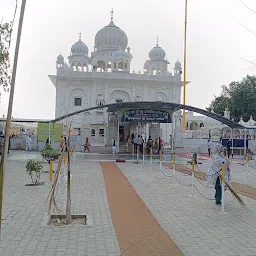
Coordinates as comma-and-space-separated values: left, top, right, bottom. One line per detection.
51, 101, 245, 129
0, 118, 50, 123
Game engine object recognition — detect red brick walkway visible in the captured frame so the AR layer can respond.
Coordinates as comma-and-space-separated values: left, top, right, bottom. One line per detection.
101, 162, 184, 256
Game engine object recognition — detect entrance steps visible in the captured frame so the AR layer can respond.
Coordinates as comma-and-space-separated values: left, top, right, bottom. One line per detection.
81, 143, 197, 155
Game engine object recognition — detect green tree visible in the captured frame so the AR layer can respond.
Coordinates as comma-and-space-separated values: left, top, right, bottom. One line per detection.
208, 75, 256, 122
0, 22, 12, 92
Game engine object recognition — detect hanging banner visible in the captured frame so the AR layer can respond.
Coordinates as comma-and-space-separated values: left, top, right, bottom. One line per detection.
38, 123, 63, 142
120, 108, 172, 123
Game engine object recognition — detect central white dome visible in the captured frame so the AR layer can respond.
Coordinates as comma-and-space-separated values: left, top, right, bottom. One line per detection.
94, 20, 128, 51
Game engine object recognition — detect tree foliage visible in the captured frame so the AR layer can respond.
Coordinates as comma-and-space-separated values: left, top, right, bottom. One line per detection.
207, 75, 256, 122
0, 22, 12, 92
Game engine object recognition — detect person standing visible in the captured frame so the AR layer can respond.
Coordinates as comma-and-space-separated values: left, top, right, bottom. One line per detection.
207, 139, 212, 157
26, 135, 32, 151
169, 135, 172, 148
131, 133, 134, 144
8, 134, 11, 154
126, 135, 131, 153
158, 137, 162, 154
206, 143, 231, 205
46, 137, 50, 145
137, 135, 143, 153
112, 136, 118, 154
84, 137, 91, 153
60, 136, 65, 152
133, 135, 138, 155
226, 139, 232, 158
147, 136, 153, 154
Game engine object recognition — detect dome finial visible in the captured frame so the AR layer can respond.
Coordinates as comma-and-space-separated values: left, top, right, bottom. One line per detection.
79, 32, 82, 41
156, 37, 159, 46
111, 8, 114, 21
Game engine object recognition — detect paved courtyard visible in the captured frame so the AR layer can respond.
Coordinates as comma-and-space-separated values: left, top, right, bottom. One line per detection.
1, 151, 256, 255
0, 154, 120, 256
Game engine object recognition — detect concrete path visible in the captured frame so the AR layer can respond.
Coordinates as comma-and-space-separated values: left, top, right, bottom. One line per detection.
1, 151, 256, 255
0, 158, 120, 256
117, 162, 256, 256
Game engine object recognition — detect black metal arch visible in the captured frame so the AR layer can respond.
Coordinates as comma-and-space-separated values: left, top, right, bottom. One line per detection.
51, 101, 244, 129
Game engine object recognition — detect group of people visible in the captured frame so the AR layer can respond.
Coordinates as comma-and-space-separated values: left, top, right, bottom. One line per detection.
122, 133, 163, 155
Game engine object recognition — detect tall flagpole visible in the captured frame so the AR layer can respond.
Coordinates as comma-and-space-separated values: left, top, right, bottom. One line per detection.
0, 0, 27, 235
182, 0, 188, 131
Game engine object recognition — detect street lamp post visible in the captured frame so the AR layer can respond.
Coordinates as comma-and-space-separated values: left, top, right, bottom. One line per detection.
182, 0, 188, 131
0, 0, 27, 234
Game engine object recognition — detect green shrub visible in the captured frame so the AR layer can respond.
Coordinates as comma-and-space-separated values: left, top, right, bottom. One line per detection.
40, 144, 59, 163
25, 159, 43, 184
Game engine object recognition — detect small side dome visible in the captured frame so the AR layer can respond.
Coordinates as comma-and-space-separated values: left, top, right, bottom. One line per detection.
57, 54, 64, 62
149, 44, 166, 60
71, 34, 89, 56
175, 60, 181, 68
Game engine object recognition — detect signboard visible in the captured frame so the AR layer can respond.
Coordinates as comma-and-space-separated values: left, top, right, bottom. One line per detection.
120, 108, 172, 123
90, 124, 105, 129
38, 123, 63, 142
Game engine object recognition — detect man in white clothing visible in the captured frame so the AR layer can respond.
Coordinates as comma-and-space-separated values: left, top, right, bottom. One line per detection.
112, 136, 118, 154
26, 135, 32, 151
207, 138, 212, 157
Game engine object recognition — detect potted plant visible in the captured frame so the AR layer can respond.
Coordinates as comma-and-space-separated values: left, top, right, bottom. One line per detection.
41, 144, 60, 164
25, 159, 43, 185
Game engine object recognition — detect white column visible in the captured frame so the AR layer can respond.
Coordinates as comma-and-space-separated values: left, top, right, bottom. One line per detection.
244, 128, 247, 156
172, 112, 175, 150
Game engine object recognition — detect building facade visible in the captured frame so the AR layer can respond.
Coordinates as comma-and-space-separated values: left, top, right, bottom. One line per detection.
49, 11, 184, 145
185, 108, 256, 140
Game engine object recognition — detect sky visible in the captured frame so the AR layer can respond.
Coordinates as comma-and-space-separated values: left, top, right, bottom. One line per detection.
1, 0, 256, 119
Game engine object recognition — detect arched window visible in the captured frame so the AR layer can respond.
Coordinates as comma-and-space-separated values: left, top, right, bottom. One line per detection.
96, 94, 104, 110
124, 61, 128, 70
118, 61, 123, 70
97, 61, 106, 72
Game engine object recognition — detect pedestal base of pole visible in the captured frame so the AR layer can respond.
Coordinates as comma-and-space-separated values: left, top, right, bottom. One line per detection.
48, 215, 87, 226
116, 158, 126, 163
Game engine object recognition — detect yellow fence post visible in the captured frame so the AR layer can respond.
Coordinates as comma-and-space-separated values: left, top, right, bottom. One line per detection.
159, 151, 162, 170
221, 162, 225, 213
142, 145, 145, 166
64, 152, 66, 165
172, 152, 176, 185
246, 152, 249, 179
150, 148, 153, 166
49, 160, 53, 182
191, 157, 195, 197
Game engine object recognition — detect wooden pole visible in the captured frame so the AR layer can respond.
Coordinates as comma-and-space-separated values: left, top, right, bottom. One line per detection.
66, 125, 71, 224
182, 0, 188, 131
0, 0, 26, 235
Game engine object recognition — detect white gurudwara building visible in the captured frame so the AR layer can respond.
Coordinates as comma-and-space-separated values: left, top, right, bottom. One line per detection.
49, 11, 184, 146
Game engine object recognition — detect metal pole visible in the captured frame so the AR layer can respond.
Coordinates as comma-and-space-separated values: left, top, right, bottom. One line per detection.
0, 0, 26, 234
48, 122, 51, 144
172, 112, 175, 151
182, 0, 188, 131
117, 113, 119, 153
66, 125, 71, 224
231, 129, 234, 158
